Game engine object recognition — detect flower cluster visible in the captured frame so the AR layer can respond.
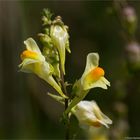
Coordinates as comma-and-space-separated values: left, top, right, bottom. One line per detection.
19, 9, 112, 132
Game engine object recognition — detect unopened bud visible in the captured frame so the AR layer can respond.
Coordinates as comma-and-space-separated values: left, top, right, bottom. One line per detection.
42, 9, 53, 26
42, 16, 51, 25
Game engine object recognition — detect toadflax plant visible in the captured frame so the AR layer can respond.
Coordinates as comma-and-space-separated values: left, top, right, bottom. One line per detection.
19, 9, 112, 140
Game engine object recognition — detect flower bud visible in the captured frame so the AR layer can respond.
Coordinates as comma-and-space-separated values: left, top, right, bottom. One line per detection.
42, 9, 53, 26
50, 17, 70, 74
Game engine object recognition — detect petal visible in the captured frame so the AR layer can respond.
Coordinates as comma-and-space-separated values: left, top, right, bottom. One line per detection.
77, 100, 95, 112
100, 112, 112, 125
81, 53, 99, 80
101, 77, 110, 86
19, 58, 39, 67
72, 100, 112, 128
33, 62, 67, 98
41, 62, 54, 76
19, 58, 40, 73
92, 101, 112, 128
24, 38, 42, 54
83, 76, 109, 90
97, 120, 110, 128
21, 50, 39, 61
20, 60, 67, 98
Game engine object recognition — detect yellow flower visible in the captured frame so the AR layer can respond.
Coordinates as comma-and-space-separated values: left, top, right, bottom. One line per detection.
81, 53, 110, 90
73, 100, 112, 128
19, 38, 67, 98
50, 18, 70, 74
65, 53, 110, 114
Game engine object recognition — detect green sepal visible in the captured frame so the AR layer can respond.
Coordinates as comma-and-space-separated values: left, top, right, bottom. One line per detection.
48, 92, 65, 104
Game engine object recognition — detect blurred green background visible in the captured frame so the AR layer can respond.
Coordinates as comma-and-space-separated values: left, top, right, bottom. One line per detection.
0, 0, 140, 139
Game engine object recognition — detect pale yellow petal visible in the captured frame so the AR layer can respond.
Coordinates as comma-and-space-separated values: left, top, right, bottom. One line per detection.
82, 53, 99, 79
24, 38, 42, 54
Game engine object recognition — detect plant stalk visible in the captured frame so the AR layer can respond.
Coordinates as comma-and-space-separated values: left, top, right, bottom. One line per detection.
58, 54, 70, 140
61, 73, 70, 140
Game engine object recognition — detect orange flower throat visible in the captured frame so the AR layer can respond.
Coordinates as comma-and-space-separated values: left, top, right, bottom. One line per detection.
20, 50, 38, 60
86, 67, 105, 82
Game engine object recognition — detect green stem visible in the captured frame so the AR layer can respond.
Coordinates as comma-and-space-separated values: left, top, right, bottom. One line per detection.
65, 99, 70, 140
61, 72, 70, 140
58, 53, 70, 140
